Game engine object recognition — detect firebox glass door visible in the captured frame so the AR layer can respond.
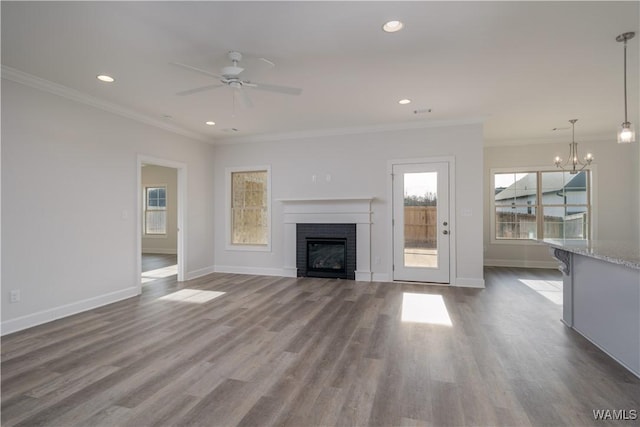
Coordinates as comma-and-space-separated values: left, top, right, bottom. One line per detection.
393, 162, 450, 283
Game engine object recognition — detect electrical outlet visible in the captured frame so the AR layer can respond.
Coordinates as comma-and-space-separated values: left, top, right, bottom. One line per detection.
10, 290, 21, 303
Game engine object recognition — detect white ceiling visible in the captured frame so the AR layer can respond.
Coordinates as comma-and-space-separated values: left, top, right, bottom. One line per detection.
2, 1, 638, 145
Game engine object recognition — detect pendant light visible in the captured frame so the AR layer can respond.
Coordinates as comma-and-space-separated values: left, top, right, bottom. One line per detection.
554, 119, 593, 174
616, 32, 636, 143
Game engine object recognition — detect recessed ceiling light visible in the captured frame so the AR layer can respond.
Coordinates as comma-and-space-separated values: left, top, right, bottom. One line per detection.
398, 99, 411, 105
205, 121, 216, 126
383, 20, 404, 33
96, 74, 115, 83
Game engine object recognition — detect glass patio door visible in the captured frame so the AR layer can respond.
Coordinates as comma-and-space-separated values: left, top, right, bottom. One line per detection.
393, 162, 450, 283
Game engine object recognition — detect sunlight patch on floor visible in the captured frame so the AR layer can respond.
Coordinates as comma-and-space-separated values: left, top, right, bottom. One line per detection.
401, 293, 452, 326
159, 289, 225, 304
141, 264, 178, 284
518, 279, 563, 305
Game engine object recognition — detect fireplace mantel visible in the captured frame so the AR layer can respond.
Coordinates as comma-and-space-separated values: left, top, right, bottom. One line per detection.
278, 196, 375, 203
279, 197, 374, 281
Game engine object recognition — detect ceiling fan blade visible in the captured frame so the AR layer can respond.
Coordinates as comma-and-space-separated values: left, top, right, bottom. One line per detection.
170, 62, 222, 79
258, 57, 276, 68
251, 82, 302, 96
176, 84, 224, 96
241, 88, 254, 108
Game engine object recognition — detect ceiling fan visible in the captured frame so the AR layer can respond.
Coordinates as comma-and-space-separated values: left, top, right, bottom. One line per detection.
171, 51, 302, 107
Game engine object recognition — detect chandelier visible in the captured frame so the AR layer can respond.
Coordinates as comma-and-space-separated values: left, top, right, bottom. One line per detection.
554, 119, 593, 174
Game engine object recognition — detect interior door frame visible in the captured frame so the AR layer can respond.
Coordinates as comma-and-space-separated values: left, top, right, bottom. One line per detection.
137, 155, 187, 293
387, 156, 456, 284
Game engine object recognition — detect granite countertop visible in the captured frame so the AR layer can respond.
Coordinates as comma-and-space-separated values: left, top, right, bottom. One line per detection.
540, 239, 640, 270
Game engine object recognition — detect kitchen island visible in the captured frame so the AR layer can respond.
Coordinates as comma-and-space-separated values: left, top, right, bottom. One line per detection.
541, 239, 640, 378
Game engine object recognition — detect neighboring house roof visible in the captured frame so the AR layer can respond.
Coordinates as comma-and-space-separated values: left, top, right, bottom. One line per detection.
495, 171, 585, 201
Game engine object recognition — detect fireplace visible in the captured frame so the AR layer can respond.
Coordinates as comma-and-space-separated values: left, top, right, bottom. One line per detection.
297, 224, 356, 280
280, 197, 373, 281
307, 238, 347, 274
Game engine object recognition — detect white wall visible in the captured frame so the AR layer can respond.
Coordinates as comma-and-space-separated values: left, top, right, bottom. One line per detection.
484, 140, 639, 267
1, 79, 216, 334
213, 123, 484, 286
141, 165, 178, 254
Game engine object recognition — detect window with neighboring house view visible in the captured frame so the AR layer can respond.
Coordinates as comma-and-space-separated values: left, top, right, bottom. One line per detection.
144, 186, 167, 235
228, 167, 270, 249
493, 170, 590, 241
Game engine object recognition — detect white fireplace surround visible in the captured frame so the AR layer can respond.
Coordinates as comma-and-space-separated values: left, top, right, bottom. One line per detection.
279, 197, 374, 281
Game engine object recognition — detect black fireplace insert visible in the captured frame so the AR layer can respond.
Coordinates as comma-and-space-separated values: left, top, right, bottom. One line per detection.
296, 223, 356, 280
307, 238, 347, 274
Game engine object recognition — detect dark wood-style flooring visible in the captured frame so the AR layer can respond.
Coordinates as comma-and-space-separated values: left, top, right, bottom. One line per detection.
2, 266, 639, 426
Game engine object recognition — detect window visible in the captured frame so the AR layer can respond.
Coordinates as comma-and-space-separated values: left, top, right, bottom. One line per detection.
144, 186, 167, 235
493, 170, 590, 241
227, 167, 271, 250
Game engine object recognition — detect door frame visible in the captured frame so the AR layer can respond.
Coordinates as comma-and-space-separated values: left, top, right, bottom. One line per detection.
137, 155, 187, 293
387, 156, 456, 284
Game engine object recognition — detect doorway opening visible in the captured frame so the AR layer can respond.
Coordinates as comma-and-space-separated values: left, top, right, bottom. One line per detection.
391, 159, 454, 284
137, 156, 186, 293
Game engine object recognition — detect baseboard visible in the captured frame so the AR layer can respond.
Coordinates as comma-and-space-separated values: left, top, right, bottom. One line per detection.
1, 286, 139, 336
454, 277, 485, 288
142, 248, 177, 255
484, 258, 560, 269
213, 265, 286, 277
354, 270, 373, 282
185, 265, 216, 281
372, 272, 391, 282
282, 267, 298, 278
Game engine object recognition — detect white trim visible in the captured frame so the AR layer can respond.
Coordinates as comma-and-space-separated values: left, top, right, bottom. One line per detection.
214, 265, 285, 277
185, 265, 217, 281
372, 273, 392, 282
282, 267, 298, 278
387, 156, 457, 286
484, 258, 560, 269
215, 117, 486, 145
279, 198, 374, 282
485, 133, 614, 148
225, 165, 272, 252
1, 66, 211, 143
137, 155, 187, 286
355, 270, 373, 282
1, 287, 138, 336
454, 277, 485, 288
278, 196, 375, 203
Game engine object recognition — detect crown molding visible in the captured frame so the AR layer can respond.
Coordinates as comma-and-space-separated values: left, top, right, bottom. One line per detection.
215, 117, 486, 145
484, 132, 617, 148
1, 65, 213, 144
